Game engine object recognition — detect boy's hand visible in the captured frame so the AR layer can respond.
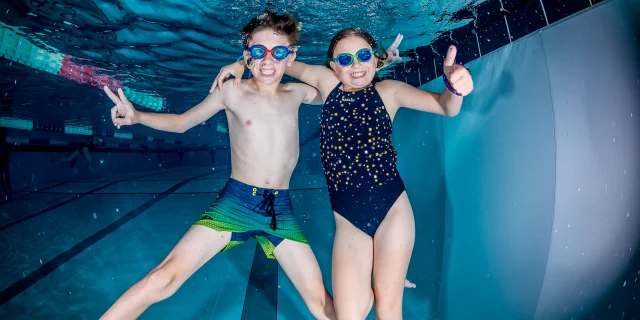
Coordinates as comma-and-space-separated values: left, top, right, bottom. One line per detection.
210, 61, 246, 93
104, 86, 138, 129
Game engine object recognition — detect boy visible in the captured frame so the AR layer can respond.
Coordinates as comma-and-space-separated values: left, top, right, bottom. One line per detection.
100, 10, 335, 320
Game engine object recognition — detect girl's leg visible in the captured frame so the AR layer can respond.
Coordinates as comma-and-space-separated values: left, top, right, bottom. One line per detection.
372, 192, 415, 320
332, 212, 375, 320
100, 225, 231, 320
274, 239, 337, 320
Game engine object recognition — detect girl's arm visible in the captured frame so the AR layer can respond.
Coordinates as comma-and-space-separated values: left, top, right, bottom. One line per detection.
209, 33, 405, 93
209, 58, 335, 93
285, 61, 335, 90
382, 80, 463, 117
286, 34, 404, 90
382, 45, 473, 117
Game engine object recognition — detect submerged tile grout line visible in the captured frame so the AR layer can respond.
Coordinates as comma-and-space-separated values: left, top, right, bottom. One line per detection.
65, 178, 228, 182
0, 167, 199, 232
0, 167, 169, 207
504, 16, 512, 42
240, 243, 278, 320
539, 0, 550, 25
0, 180, 73, 205
34, 186, 329, 195
0, 170, 217, 305
38, 191, 223, 195
200, 262, 230, 319
497, 0, 512, 43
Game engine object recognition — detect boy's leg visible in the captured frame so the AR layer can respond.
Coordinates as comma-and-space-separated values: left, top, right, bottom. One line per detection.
101, 225, 231, 320
273, 239, 336, 320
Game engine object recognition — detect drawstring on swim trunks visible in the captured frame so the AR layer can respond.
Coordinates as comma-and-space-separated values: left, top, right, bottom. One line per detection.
256, 190, 277, 230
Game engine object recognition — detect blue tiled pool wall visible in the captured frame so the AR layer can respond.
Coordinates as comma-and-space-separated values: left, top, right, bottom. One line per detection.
389, 0, 640, 319
382, 0, 604, 86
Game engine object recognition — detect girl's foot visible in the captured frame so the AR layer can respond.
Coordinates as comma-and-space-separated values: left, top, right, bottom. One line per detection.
404, 279, 416, 289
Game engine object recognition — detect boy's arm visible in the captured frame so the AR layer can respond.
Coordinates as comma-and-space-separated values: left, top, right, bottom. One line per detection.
106, 85, 226, 133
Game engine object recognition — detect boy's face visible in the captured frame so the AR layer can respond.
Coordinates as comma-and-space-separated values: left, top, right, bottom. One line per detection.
244, 28, 296, 86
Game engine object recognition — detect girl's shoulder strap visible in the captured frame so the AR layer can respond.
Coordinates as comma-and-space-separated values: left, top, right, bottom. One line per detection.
326, 81, 343, 99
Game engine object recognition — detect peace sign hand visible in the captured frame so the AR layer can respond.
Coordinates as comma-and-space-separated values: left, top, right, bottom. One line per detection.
104, 86, 139, 129
377, 33, 404, 70
385, 34, 404, 64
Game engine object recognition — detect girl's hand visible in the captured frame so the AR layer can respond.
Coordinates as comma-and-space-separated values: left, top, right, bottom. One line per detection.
384, 34, 404, 65
443, 45, 474, 96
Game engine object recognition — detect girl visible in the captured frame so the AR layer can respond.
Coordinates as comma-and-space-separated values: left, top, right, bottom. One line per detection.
212, 29, 473, 319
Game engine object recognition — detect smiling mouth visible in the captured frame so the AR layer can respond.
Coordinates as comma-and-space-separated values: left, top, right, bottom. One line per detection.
260, 69, 275, 76
350, 71, 366, 78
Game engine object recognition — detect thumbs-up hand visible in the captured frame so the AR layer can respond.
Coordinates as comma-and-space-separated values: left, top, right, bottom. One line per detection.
443, 45, 474, 96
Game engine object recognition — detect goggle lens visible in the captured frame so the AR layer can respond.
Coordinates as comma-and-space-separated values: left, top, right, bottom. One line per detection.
333, 48, 374, 67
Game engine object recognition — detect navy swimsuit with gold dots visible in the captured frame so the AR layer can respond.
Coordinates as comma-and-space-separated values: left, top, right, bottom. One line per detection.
320, 82, 406, 237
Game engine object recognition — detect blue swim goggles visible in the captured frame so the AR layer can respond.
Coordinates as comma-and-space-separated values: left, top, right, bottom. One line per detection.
248, 44, 293, 61
331, 48, 374, 67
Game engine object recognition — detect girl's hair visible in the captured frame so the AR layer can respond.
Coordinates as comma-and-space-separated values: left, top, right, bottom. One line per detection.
241, 9, 300, 49
325, 28, 388, 68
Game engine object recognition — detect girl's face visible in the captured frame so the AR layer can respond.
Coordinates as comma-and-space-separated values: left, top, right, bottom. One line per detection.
329, 36, 378, 90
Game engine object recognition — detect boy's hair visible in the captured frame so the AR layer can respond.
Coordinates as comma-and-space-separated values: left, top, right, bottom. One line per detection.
325, 28, 388, 69
241, 9, 300, 49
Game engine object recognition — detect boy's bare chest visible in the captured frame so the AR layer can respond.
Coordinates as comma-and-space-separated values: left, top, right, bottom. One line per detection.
228, 91, 300, 125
